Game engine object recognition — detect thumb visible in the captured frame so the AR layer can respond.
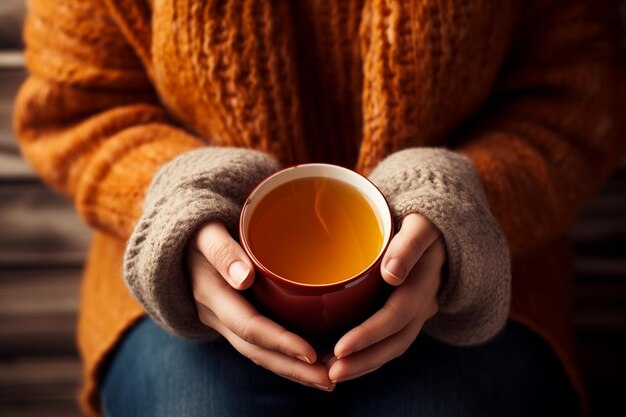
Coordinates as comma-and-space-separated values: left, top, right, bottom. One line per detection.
193, 221, 256, 290
381, 213, 440, 286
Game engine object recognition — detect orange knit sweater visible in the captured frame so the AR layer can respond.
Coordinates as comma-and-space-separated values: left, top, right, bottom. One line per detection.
13, 0, 626, 415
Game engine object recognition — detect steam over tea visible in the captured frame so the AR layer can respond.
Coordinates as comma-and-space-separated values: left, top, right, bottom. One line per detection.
247, 177, 383, 285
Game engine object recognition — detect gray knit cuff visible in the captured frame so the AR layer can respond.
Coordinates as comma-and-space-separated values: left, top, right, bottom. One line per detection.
369, 148, 511, 345
124, 147, 280, 339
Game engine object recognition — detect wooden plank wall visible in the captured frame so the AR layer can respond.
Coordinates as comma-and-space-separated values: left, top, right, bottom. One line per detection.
0, 53, 87, 416
0, 2, 625, 416
1, 5, 85, 414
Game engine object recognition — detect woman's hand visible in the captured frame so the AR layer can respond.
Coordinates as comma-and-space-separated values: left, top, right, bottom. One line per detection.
187, 221, 336, 391
327, 213, 445, 383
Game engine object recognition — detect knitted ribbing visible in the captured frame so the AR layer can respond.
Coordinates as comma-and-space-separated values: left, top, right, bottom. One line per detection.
357, 0, 519, 174
152, 0, 306, 165
103, 0, 154, 80
292, 0, 364, 166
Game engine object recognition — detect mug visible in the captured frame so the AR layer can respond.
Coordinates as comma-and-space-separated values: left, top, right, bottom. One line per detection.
239, 163, 394, 346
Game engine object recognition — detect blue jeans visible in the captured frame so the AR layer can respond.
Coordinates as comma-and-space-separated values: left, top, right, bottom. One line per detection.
101, 318, 578, 417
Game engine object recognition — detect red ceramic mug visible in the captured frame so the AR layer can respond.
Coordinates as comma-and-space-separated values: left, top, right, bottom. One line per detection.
239, 163, 394, 346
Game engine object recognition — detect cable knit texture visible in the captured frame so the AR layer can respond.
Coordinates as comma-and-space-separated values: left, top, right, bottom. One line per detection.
12, 0, 626, 415
124, 148, 279, 338
369, 148, 510, 345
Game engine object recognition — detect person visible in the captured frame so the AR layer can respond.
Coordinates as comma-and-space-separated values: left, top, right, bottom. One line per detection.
13, 0, 625, 416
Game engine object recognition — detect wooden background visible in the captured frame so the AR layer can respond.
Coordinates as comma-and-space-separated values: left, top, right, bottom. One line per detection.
0, 1, 625, 416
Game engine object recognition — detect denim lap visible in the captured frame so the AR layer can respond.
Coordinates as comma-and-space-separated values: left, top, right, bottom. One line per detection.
101, 318, 577, 417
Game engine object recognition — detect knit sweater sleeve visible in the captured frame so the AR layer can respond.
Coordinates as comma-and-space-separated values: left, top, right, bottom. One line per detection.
12, 0, 204, 239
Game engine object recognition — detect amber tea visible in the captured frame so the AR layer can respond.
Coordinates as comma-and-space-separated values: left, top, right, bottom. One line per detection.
246, 177, 383, 285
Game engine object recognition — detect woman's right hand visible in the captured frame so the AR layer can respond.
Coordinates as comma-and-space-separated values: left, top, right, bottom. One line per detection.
187, 221, 336, 391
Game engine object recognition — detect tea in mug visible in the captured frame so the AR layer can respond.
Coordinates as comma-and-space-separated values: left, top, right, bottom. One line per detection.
246, 177, 383, 285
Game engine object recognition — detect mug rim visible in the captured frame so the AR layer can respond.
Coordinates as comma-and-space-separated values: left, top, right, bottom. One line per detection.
239, 163, 394, 291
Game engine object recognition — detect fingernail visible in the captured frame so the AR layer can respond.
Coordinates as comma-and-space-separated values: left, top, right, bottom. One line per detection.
385, 258, 405, 281
228, 261, 250, 287
313, 383, 334, 392
336, 350, 352, 360
296, 354, 312, 364
331, 367, 379, 384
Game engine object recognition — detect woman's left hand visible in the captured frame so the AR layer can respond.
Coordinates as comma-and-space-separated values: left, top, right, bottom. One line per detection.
327, 213, 446, 383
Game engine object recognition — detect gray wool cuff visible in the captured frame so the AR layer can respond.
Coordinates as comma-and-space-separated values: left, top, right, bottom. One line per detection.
369, 147, 511, 345
124, 147, 280, 339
